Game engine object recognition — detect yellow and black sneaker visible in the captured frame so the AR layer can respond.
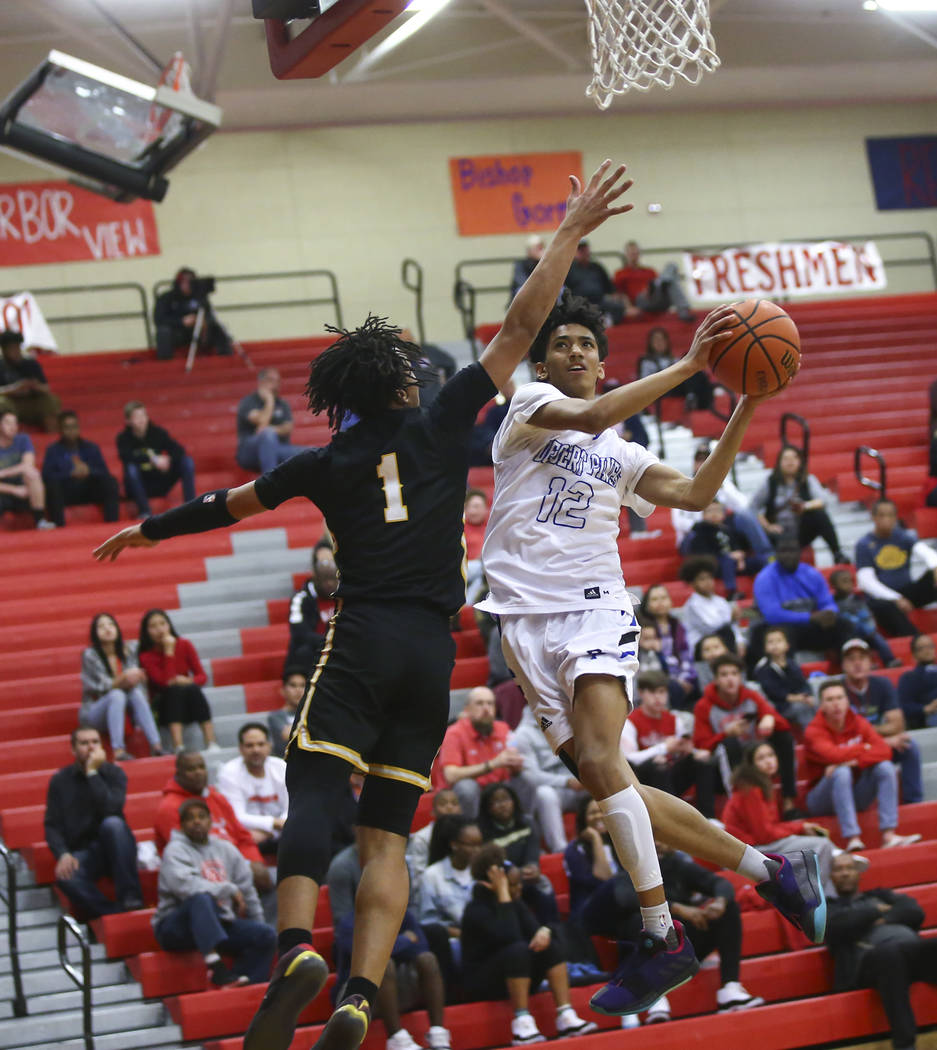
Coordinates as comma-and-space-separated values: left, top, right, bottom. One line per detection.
244, 944, 328, 1050
312, 994, 372, 1050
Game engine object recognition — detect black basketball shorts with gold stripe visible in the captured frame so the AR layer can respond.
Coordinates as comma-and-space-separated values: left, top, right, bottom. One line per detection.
287, 599, 456, 792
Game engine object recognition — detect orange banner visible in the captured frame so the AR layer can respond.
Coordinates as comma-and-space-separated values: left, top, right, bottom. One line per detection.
448, 151, 583, 236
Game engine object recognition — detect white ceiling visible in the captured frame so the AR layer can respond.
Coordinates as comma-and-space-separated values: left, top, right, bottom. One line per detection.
2, 0, 936, 129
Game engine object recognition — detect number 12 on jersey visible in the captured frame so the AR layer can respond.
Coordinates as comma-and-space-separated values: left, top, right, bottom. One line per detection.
378, 453, 409, 523
536, 475, 594, 529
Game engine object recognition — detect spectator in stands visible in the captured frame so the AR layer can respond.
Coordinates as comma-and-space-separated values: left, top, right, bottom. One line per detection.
0, 330, 61, 431
672, 443, 775, 562
463, 487, 489, 603
117, 401, 196, 518
751, 536, 854, 665
155, 750, 273, 893
327, 842, 452, 1050
623, 670, 716, 818
752, 626, 817, 731
461, 843, 596, 1040
400, 328, 457, 409
693, 654, 798, 812
842, 639, 924, 804
477, 782, 558, 926
637, 327, 712, 410
42, 410, 120, 528
217, 723, 288, 857
329, 771, 364, 862
153, 798, 274, 986
564, 239, 626, 324
694, 632, 731, 691
804, 680, 921, 851
613, 241, 695, 323
722, 742, 838, 894
855, 498, 937, 639
138, 608, 219, 753
830, 568, 901, 668
468, 386, 512, 468
436, 686, 531, 817
680, 555, 743, 655
563, 796, 625, 920
750, 445, 849, 563
513, 705, 590, 852
80, 612, 163, 761
153, 267, 232, 360
685, 500, 762, 600
408, 789, 462, 889
510, 235, 545, 299
638, 585, 698, 707
45, 726, 144, 916
897, 633, 937, 729
285, 542, 338, 674
0, 408, 54, 529
236, 368, 305, 475
827, 853, 937, 1050
267, 666, 307, 759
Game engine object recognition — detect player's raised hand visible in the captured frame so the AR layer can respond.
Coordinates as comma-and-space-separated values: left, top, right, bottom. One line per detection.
562, 159, 634, 237
683, 303, 738, 372
93, 523, 159, 563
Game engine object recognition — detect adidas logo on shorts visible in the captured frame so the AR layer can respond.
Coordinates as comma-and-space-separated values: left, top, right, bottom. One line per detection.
540, 716, 553, 731
584, 586, 600, 599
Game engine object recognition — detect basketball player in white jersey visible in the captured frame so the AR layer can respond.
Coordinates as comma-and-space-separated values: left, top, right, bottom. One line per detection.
477, 293, 823, 1015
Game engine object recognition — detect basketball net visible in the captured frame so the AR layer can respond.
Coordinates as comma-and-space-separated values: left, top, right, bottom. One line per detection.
584, 0, 720, 109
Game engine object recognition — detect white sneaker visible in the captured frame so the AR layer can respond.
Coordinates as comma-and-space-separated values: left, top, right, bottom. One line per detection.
387, 1030, 422, 1050
36, 518, 56, 530
620, 1014, 641, 1029
203, 741, 222, 755
555, 1006, 597, 1037
645, 995, 671, 1023
716, 981, 765, 1011
511, 1013, 546, 1045
426, 1026, 451, 1050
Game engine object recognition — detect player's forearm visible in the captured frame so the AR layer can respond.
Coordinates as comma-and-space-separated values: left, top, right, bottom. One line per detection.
581, 360, 698, 433
683, 398, 757, 510
501, 223, 582, 342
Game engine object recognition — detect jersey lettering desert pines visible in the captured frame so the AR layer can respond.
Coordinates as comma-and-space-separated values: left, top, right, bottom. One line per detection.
478, 382, 658, 614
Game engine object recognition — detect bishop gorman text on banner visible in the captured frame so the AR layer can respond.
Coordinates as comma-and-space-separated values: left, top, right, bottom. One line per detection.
0, 180, 160, 266
449, 152, 583, 236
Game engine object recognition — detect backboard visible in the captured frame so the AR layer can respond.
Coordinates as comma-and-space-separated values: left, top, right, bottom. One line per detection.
261, 0, 411, 79
0, 51, 222, 203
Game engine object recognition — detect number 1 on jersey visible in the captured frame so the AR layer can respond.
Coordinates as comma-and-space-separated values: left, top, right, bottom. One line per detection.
378, 453, 409, 523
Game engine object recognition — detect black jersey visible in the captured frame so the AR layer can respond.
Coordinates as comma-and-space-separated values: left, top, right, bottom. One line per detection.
254, 362, 497, 616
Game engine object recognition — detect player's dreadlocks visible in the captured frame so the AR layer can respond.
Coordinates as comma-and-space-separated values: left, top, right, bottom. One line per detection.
528, 291, 609, 364
306, 316, 421, 431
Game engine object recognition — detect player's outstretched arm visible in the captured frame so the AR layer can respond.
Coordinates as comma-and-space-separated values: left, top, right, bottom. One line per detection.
633, 384, 790, 511
93, 482, 267, 563
530, 304, 736, 434
479, 159, 634, 392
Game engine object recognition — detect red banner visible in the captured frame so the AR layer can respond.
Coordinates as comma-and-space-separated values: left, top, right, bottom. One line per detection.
448, 151, 583, 236
0, 180, 160, 266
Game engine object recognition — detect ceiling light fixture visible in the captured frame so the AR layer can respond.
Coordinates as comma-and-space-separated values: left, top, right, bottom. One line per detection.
346, 0, 453, 78
869, 0, 937, 10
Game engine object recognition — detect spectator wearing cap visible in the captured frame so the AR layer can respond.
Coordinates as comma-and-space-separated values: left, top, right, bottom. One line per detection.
509, 235, 544, 300
564, 240, 627, 324
42, 410, 120, 528
897, 633, 937, 729
855, 498, 937, 639
0, 330, 61, 431
671, 442, 774, 561
841, 638, 923, 803
804, 680, 921, 852
612, 240, 695, 322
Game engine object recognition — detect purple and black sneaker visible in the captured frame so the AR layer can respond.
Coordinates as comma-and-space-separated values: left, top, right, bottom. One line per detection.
756, 850, 826, 944
589, 920, 700, 1016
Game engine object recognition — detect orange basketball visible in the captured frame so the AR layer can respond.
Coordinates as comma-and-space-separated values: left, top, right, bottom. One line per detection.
710, 299, 801, 396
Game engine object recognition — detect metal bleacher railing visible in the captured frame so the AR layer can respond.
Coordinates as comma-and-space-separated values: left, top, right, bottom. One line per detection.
401, 258, 426, 345
57, 914, 94, 1050
855, 445, 887, 501
0, 843, 27, 1019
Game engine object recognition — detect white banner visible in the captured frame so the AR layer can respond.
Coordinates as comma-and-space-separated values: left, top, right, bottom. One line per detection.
684, 241, 887, 301
0, 292, 58, 352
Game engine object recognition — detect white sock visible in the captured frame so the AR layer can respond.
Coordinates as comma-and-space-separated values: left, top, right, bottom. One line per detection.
204, 951, 220, 965
639, 900, 675, 942
736, 845, 775, 883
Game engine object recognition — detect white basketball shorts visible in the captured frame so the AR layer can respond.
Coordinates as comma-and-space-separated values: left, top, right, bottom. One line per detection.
499, 606, 640, 753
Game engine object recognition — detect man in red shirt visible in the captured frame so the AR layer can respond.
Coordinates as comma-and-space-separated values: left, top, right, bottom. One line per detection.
612, 240, 694, 322
693, 654, 797, 813
436, 686, 532, 817
623, 670, 717, 817
804, 680, 921, 852
154, 750, 273, 892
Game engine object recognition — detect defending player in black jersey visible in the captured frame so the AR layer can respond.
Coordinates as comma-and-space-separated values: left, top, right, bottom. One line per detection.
93, 159, 634, 1050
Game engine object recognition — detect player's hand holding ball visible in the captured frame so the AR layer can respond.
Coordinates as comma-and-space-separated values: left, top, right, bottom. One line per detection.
710, 299, 801, 397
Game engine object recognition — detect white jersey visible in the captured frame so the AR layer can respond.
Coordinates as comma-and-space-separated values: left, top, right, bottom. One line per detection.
216, 755, 288, 834
477, 382, 659, 615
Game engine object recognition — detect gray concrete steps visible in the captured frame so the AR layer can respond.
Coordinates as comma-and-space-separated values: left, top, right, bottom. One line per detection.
0, 959, 126, 1002
913, 727, 937, 764
0, 1001, 167, 1047
168, 598, 270, 634
0, 905, 62, 932
49, 1024, 183, 1050
0, 944, 108, 978
202, 684, 248, 718
204, 547, 309, 581
178, 573, 296, 607
0, 979, 141, 1021
1, 885, 51, 913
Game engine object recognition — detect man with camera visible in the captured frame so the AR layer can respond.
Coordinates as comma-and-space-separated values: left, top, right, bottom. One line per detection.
154, 267, 232, 361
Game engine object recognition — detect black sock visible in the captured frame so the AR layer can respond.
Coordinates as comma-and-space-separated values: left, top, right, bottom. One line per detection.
30, 508, 43, 524
344, 976, 378, 1005
277, 928, 312, 957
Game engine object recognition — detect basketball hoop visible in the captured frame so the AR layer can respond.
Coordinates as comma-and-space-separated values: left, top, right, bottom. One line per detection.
583, 0, 720, 109
145, 52, 193, 148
